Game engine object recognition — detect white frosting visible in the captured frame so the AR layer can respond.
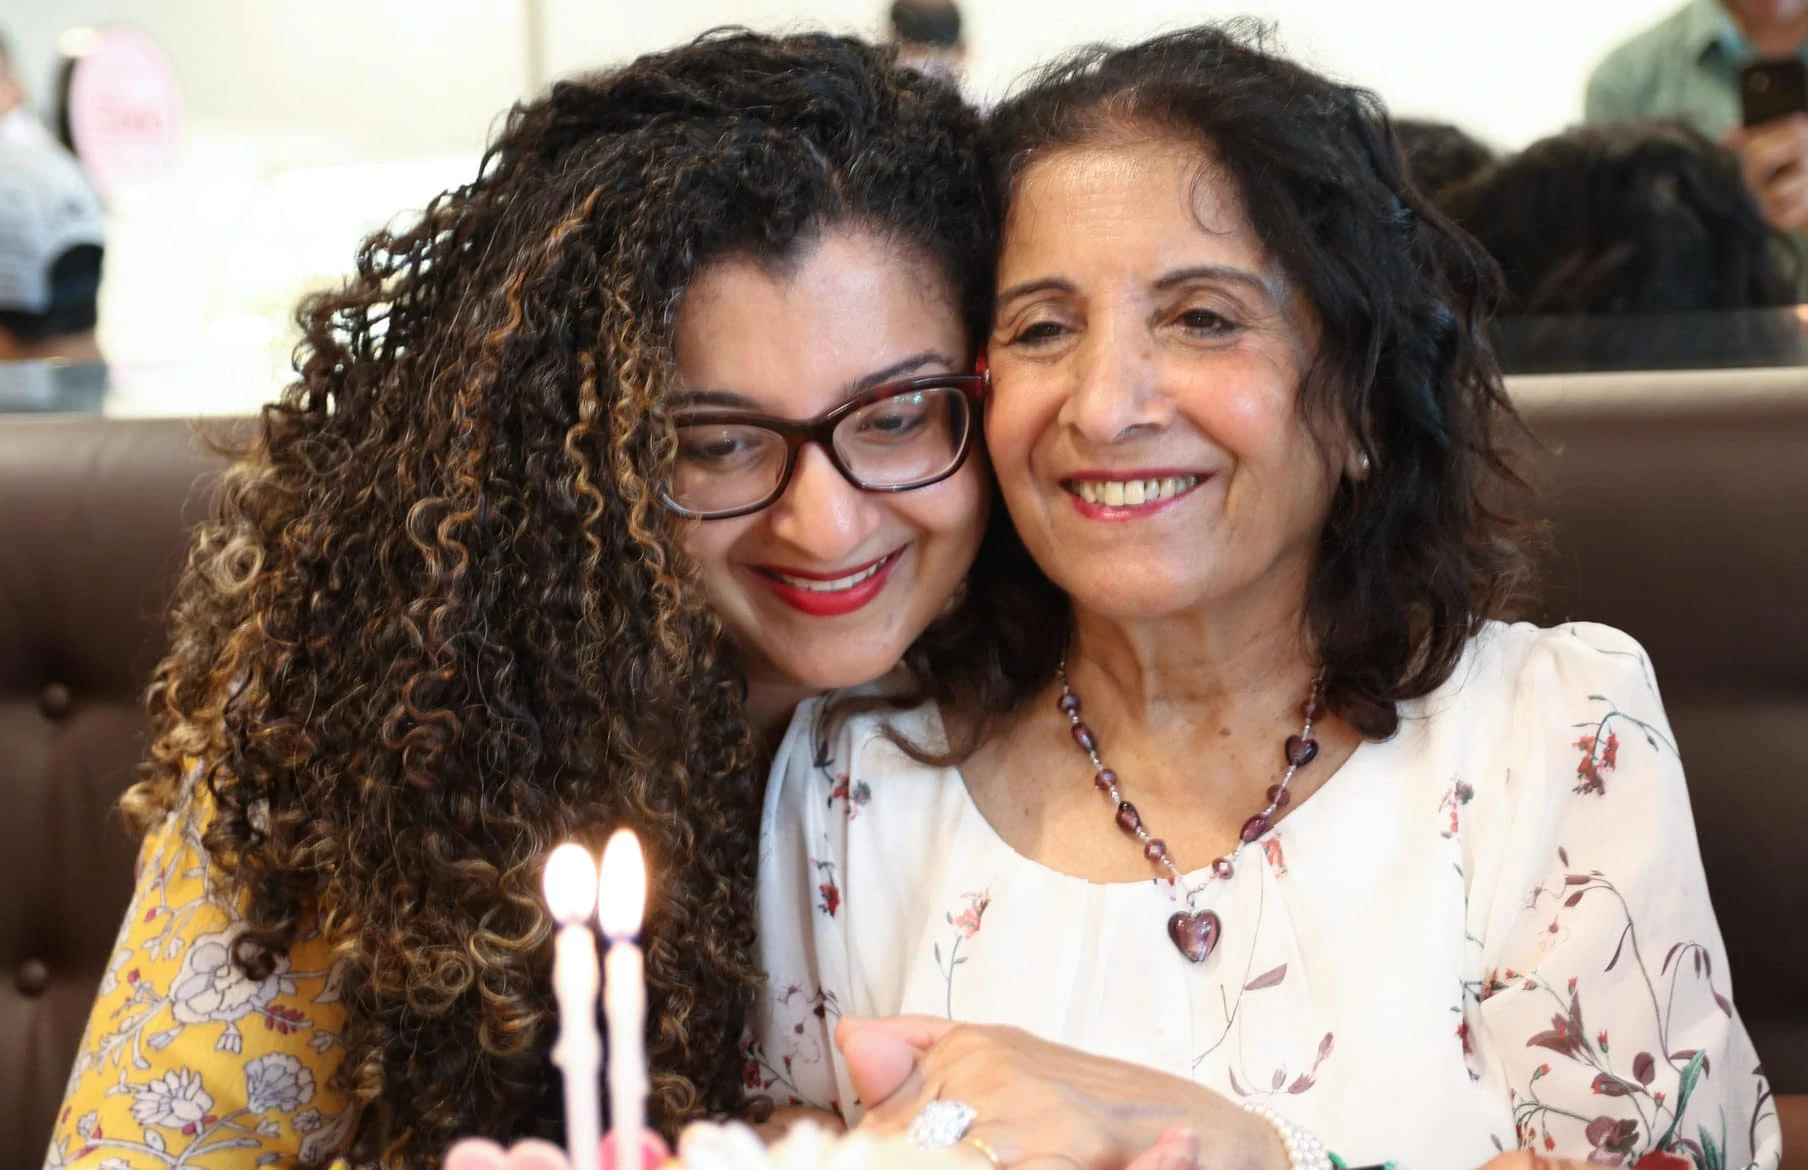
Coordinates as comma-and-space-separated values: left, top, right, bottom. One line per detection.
675, 1121, 970, 1170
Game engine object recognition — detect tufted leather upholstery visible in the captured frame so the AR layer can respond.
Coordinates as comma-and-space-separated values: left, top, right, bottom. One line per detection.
0, 416, 227, 1167
1517, 368, 1808, 1161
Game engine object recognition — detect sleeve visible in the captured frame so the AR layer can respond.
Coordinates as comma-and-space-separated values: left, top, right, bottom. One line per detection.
41, 778, 355, 1170
1467, 624, 1780, 1169
1584, 51, 1647, 124
749, 698, 858, 1123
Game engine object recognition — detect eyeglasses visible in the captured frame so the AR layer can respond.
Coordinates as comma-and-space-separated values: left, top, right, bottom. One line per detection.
660, 374, 986, 521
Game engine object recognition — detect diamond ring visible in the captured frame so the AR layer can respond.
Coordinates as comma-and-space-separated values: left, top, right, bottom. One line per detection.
906, 1099, 978, 1149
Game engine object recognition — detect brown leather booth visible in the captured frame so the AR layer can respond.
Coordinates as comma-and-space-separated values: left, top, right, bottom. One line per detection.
1, 375, 1803, 1165
1518, 368, 1808, 1159
1, 417, 226, 1168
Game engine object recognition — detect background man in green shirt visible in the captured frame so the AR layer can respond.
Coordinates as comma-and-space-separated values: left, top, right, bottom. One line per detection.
1588, 0, 1808, 233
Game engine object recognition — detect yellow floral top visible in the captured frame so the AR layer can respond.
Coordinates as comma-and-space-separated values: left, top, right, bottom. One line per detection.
43, 778, 356, 1169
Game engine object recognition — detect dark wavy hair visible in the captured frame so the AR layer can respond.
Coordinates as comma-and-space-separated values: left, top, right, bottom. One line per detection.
1441, 118, 1801, 315
927, 22, 1536, 742
123, 30, 992, 1169
1393, 119, 1496, 200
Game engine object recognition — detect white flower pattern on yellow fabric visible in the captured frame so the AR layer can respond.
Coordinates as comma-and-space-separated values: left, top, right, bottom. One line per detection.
41, 779, 352, 1170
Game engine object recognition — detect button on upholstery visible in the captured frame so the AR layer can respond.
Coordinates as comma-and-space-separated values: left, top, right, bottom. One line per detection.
38, 682, 72, 719
16, 959, 49, 997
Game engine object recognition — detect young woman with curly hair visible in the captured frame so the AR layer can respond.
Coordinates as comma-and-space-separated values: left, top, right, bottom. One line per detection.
46, 30, 1003, 1170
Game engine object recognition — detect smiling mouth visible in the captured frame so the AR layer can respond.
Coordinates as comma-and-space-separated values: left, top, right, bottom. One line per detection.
1063, 475, 1200, 508
756, 549, 903, 593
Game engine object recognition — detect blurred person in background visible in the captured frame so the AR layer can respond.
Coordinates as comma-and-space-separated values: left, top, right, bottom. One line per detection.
1443, 119, 1799, 314
1392, 118, 1496, 199
1586, 0, 1808, 234
886, 0, 966, 80
0, 30, 21, 121
0, 109, 106, 364
1443, 119, 1805, 370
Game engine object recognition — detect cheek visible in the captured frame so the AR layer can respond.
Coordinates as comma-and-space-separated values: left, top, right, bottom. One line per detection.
897, 464, 989, 553
679, 519, 748, 591
982, 384, 1056, 480
1185, 360, 1305, 462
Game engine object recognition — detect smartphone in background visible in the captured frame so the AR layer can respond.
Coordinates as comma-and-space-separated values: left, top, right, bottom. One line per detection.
1739, 59, 1808, 127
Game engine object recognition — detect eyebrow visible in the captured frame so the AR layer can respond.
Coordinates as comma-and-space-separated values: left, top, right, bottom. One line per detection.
670, 350, 953, 411
1153, 264, 1280, 301
995, 265, 1280, 310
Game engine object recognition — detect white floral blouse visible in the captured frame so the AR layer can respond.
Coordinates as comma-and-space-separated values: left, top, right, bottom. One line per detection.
42, 778, 354, 1169
753, 622, 1783, 1170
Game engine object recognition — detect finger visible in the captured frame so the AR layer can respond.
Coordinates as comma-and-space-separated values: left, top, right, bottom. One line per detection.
839, 1023, 928, 1112
1761, 167, 1808, 231
837, 1013, 960, 1052
1126, 1127, 1202, 1170
1742, 118, 1808, 177
444, 1138, 508, 1170
1476, 1153, 1597, 1170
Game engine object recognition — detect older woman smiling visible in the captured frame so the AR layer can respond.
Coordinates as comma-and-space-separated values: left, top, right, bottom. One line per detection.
755, 24, 1779, 1170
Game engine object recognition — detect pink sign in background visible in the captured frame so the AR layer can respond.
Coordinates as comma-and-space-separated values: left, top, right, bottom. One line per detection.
66, 25, 183, 201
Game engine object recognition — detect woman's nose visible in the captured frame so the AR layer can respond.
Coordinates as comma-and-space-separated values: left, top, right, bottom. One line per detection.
763, 445, 879, 563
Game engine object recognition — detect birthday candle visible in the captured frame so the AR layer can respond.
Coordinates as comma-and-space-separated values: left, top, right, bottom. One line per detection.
544, 843, 603, 1170
598, 829, 648, 1170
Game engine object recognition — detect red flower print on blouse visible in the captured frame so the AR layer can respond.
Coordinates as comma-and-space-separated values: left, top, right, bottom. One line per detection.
812, 858, 841, 918
1585, 1116, 1640, 1160
1573, 731, 1620, 796
950, 891, 990, 938
826, 775, 872, 820
1526, 987, 1589, 1060
1632, 1152, 1693, 1170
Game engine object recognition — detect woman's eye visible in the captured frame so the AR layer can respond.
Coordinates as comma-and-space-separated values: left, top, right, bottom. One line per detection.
1009, 320, 1068, 346
1177, 308, 1236, 335
677, 428, 759, 466
862, 405, 928, 435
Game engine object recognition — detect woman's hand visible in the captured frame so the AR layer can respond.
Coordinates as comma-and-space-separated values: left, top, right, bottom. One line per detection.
837, 1016, 1285, 1170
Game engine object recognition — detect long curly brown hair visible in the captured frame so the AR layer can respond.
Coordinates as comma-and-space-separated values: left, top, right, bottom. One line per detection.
122, 30, 992, 1169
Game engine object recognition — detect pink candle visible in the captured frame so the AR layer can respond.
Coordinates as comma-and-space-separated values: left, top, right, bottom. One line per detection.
543, 844, 603, 1170
598, 830, 648, 1170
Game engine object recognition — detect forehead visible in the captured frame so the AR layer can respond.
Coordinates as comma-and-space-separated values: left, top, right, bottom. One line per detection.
1005, 134, 1259, 257
670, 227, 965, 411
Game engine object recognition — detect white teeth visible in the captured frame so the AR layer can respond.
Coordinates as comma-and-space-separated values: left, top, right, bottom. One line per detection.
770, 557, 889, 592
1070, 476, 1199, 506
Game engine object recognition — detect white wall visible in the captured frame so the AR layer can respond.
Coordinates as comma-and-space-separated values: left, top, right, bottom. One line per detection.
537, 0, 1682, 151
0, 0, 1685, 414
6, 0, 1683, 161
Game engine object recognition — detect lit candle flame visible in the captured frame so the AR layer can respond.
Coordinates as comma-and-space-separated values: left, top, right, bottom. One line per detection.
544, 843, 599, 925
598, 829, 646, 939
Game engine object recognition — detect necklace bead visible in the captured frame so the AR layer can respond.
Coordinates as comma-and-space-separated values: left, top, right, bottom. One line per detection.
1055, 658, 1325, 963
1115, 801, 1142, 834
1285, 734, 1319, 768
